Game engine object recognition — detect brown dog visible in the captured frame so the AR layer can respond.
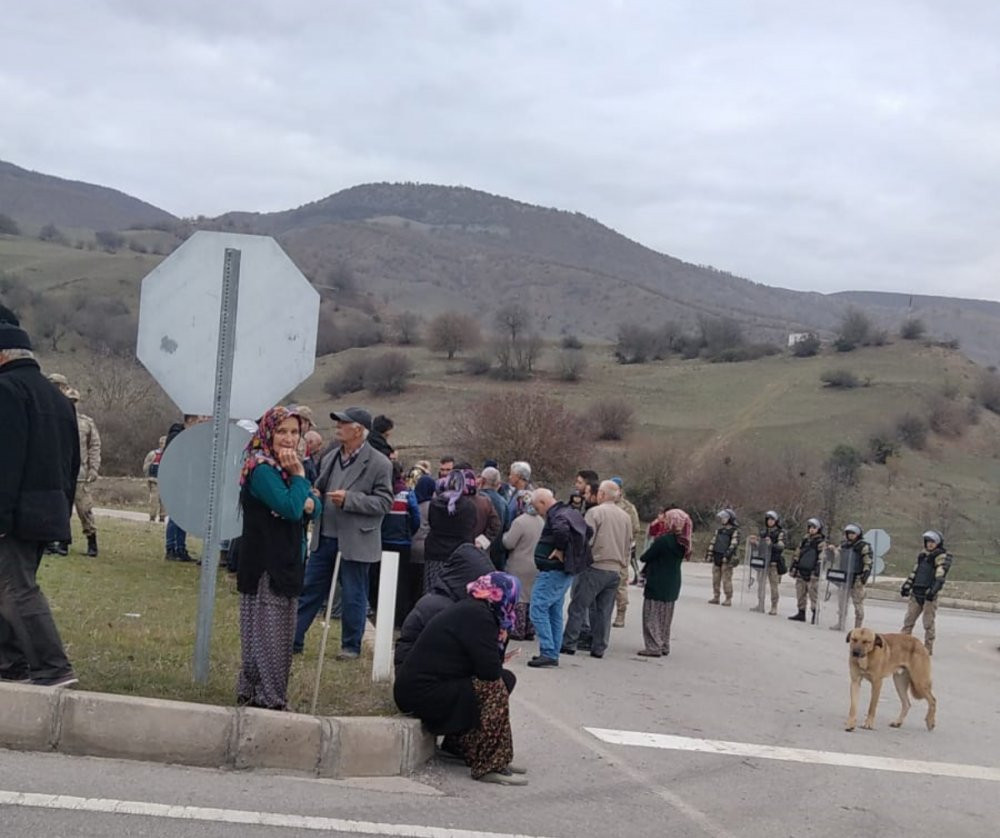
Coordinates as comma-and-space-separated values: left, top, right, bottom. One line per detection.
845, 628, 936, 732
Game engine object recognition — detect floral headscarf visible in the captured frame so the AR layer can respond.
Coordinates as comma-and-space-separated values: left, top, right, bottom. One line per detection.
437, 469, 470, 515
467, 571, 520, 652
239, 405, 302, 486
663, 508, 693, 559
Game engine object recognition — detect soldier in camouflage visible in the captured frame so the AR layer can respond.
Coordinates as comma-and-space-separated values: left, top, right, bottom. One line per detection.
750, 510, 786, 615
610, 477, 642, 627
788, 517, 825, 623
47, 375, 101, 557
900, 530, 953, 655
142, 436, 167, 522
840, 523, 873, 629
706, 508, 741, 606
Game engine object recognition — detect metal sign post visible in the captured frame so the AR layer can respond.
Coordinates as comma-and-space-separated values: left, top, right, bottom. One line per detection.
193, 248, 241, 684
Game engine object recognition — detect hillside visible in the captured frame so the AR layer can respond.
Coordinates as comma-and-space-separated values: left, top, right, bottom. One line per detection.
0, 159, 176, 233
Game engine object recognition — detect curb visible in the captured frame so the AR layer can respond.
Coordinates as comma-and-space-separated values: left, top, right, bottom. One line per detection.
865, 588, 1000, 613
0, 684, 434, 778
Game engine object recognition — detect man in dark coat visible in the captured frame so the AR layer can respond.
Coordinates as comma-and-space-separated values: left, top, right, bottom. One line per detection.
394, 543, 494, 668
0, 319, 80, 687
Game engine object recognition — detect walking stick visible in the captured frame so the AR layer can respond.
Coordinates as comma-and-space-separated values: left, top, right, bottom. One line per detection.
310, 551, 342, 715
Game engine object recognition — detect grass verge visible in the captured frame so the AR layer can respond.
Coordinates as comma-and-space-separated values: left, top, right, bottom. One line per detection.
37, 517, 395, 716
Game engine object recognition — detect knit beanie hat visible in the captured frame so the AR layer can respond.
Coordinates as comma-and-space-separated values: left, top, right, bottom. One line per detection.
0, 322, 31, 351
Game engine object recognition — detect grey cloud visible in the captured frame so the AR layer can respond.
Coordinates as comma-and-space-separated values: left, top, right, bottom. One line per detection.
0, 0, 998, 300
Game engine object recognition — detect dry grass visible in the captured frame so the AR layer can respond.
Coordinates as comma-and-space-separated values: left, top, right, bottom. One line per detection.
37, 517, 395, 716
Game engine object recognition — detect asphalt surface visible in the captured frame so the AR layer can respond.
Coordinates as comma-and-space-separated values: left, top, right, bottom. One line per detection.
2, 564, 998, 838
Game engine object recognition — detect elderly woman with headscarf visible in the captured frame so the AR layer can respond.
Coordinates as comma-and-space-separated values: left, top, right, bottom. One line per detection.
423, 468, 479, 591
636, 508, 692, 658
394, 571, 526, 786
236, 406, 321, 710
501, 490, 543, 640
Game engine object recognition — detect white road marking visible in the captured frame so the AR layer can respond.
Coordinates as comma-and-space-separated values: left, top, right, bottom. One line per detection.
586, 728, 1000, 783
0, 790, 551, 838
513, 696, 734, 838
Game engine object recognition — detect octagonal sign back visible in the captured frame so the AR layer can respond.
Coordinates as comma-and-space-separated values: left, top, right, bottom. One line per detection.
137, 231, 320, 419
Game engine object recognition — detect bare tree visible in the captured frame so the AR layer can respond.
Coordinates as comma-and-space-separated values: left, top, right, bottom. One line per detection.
427, 311, 482, 359
391, 311, 422, 345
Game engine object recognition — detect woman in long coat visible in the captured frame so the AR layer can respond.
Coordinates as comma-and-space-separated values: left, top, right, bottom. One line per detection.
394, 571, 525, 785
423, 469, 479, 590
637, 508, 691, 658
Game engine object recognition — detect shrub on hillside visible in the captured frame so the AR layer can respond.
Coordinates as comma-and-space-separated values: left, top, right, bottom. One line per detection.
615, 322, 657, 364
927, 393, 970, 437
464, 353, 492, 375
900, 317, 926, 340
835, 307, 873, 351
39, 223, 69, 245
323, 357, 370, 397
452, 393, 591, 485
616, 441, 676, 521
0, 213, 20, 235
895, 413, 928, 450
976, 370, 1000, 414
825, 444, 862, 486
820, 368, 860, 388
560, 334, 583, 350
427, 311, 482, 359
790, 333, 821, 357
363, 351, 413, 394
390, 311, 421, 345
709, 342, 780, 363
555, 348, 587, 381
95, 230, 125, 252
867, 431, 899, 465
589, 399, 635, 441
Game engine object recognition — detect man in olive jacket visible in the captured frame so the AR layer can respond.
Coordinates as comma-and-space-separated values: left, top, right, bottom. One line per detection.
294, 407, 393, 659
0, 318, 80, 687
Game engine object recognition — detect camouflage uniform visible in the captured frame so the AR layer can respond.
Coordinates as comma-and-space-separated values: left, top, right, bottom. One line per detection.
840, 538, 873, 628
900, 544, 953, 655
706, 524, 741, 605
759, 524, 786, 615
142, 446, 166, 522
75, 411, 101, 538
789, 534, 825, 620
613, 495, 642, 626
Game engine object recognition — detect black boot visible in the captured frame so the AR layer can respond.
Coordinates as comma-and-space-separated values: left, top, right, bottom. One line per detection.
86, 534, 98, 557
810, 609, 818, 625
55, 542, 69, 556
788, 609, 806, 622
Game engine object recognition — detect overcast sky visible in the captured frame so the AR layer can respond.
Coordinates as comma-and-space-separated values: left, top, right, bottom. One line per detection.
2, 0, 998, 300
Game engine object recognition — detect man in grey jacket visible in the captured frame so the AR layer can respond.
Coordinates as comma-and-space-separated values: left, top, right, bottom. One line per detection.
294, 407, 393, 660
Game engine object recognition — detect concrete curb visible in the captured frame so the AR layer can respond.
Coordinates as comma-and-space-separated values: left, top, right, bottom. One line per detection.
865, 588, 1000, 613
0, 683, 433, 778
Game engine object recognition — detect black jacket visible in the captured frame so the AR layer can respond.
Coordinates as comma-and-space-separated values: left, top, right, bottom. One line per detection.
424, 495, 479, 564
367, 430, 394, 460
394, 544, 494, 668
534, 502, 593, 574
394, 597, 515, 735
0, 358, 80, 541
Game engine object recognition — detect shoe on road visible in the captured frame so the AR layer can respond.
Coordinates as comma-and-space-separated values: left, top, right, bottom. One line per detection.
636, 649, 661, 657
33, 674, 79, 688
477, 768, 528, 786
526, 656, 558, 668
336, 650, 360, 661
559, 646, 576, 655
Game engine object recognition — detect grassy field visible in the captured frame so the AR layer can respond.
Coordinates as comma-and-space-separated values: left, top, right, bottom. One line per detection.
37, 517, 395, 716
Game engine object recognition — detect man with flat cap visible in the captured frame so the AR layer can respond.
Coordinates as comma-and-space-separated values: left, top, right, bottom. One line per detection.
0, 313, 80, 686
294, 406, 393, 660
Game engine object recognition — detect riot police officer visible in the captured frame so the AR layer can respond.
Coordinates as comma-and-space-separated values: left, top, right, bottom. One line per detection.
900, 530, 953, 655
789, 517, 825, 623
749, 511, 786, 615
840, 523, 873, 629
706, 509, 741, 606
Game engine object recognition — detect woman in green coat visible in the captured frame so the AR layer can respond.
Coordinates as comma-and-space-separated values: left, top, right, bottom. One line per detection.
637, 508, 692, 657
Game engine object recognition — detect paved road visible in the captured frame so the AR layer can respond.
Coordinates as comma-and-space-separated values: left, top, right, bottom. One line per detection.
2, 564, 998, 837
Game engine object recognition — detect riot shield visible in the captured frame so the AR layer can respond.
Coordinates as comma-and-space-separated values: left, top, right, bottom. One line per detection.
737, 540, 753, 606
747, 539, 770, 612
819, 546, 855, 630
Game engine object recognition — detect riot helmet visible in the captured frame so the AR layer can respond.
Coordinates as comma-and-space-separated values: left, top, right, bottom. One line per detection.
806, 517, 824, 533
922, 530, 943, 548
844, 523, 862, 539
717, 508, 736, 525
765, 510, 780, 524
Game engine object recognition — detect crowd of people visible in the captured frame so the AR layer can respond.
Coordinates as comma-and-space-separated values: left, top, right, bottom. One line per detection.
0, 303, 957, 787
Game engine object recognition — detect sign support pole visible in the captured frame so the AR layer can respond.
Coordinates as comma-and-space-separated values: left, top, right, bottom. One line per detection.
193, 248, 241, 683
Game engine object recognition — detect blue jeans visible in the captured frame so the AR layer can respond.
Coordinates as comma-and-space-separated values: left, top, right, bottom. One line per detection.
339, 559, 372, 655
165, 520, 187, 553
294, 536, 339, 652
529, 570, 573, 660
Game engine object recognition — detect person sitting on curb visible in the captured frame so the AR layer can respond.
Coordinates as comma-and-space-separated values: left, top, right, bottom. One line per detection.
705, 509, 741, 606
394, 543, 494, 670
394, 571, 526, 786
